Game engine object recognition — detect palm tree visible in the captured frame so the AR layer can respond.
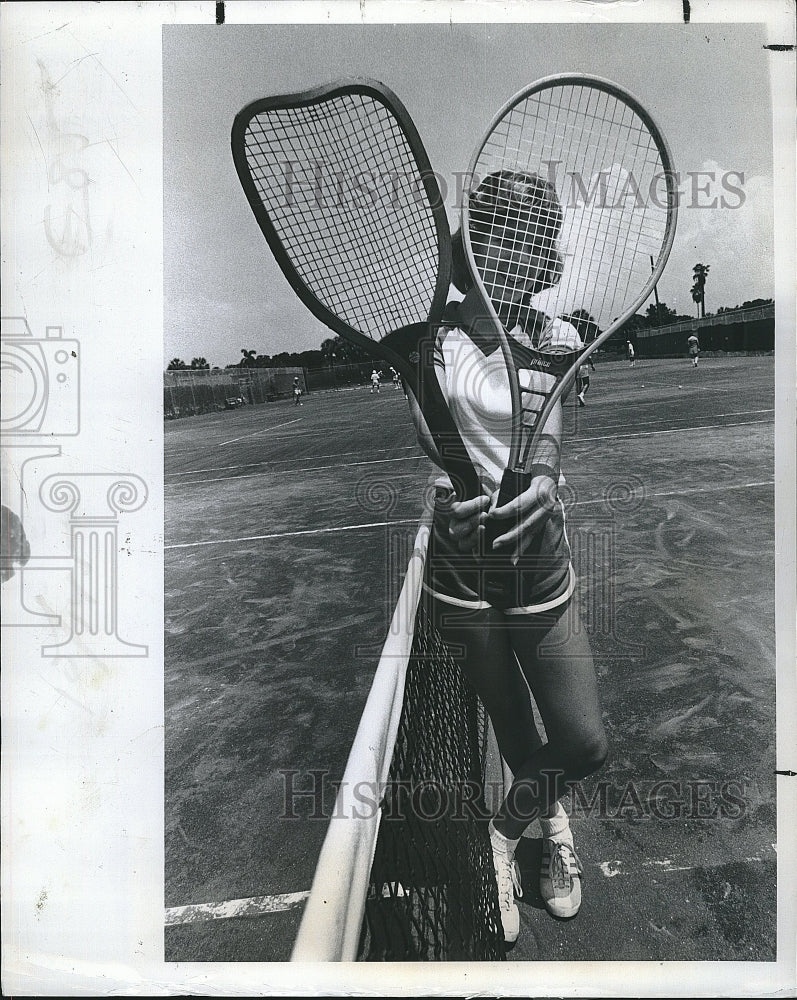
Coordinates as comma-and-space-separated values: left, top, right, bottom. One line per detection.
690, 283, 701, 317
691, 263, 710, 318
167, 358, 187, 370
240, 349, 257, 368
190, 357, 209, 369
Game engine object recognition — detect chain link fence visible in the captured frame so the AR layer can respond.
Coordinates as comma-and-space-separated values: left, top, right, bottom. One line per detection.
304, 362, 395, 393
164, 367, 306, 419
630, 303, 775, 357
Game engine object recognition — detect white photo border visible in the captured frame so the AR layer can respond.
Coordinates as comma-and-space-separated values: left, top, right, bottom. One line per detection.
2, 1, 794, 996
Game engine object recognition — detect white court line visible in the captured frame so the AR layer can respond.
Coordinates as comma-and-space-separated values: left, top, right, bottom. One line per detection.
171, 411, 773, 481
621, 379, 735, 394
581, 408, 773, 434
170, 414, 773, 488
168, 420, 773, 490
165, 481, 773, 551
572, 480, 774, 508
165, 847, 776, 924
166, 445, 419, 479
598, 848, 775, 879
166, 409, 775, 485
218, 417, 302, 447
165, 891, 309, 926
167, 454, 427, 488
574, 418, 772, 446
165, 409, 775, 485
165, 517, 420, 550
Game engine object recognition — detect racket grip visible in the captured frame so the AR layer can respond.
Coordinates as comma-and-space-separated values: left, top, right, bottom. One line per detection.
482, 468, 534, 610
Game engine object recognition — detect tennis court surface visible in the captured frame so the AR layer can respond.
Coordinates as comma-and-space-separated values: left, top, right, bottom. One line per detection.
165, 356, 776, 963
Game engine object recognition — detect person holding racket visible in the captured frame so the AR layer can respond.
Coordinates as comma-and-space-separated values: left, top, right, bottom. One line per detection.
409, 171, 607, 944
234, 71, 676, 953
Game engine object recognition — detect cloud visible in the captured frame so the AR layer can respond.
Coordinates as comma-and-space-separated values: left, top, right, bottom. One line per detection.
531, 158, 774, 324
660, 160, 774, 313
533, 161, 670, 327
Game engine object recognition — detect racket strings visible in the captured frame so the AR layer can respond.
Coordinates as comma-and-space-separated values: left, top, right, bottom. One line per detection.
573, 89, 660, 330
471, 83, 669, 345
243, 92, 441, 339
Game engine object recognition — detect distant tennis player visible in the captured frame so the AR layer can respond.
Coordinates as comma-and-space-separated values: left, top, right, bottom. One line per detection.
293, 375, 303, 405
576, 356, 596, 407
626, 340, 635, 367
688, 333, 700, 368
370, 369, 382, 393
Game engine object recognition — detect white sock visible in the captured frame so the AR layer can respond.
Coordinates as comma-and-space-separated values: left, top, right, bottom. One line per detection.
489, 820, 521, 857
539, 802, 573, 845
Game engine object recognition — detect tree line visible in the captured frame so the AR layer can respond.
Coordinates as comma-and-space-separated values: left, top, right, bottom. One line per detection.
167, 335, 372, 373
167, 264, 773, 370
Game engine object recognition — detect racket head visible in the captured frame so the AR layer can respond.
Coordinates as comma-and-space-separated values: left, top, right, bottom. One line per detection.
462, 73, 678, 475
232, 78, 481, 500
231, 78, 452, 374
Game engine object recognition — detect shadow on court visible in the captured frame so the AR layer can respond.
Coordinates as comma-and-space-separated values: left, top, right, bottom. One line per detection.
164, 358, 776, 963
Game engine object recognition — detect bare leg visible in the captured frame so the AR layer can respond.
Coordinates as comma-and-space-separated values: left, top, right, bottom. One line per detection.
493, 602, 608, 840
430, 600, 545, 775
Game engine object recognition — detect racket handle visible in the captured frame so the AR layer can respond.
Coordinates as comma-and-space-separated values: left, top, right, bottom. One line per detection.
482, 468, 535, 609
495, 468, 532, 509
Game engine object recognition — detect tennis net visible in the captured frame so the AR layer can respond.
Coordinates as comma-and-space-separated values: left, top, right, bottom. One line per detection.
291, 515, 505, 962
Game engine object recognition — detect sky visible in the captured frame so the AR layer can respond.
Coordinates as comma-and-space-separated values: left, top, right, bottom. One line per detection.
163, 20, 774, 369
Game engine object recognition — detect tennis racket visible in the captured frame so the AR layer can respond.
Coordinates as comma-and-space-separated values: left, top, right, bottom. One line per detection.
232, 79, 480, 500
461, 74, 678, 606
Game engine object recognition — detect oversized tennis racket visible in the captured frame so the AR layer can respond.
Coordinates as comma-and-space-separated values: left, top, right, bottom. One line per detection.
461, 74, 678, 606
232, 79, 480, 500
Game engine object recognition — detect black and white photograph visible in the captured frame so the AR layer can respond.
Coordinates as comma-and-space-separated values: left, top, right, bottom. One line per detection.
2, 2, 796, 996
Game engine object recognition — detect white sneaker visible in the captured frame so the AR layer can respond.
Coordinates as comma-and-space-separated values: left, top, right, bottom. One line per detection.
577, 392, 586, 407
491, 839, 523, 944
540, 838, 582, 918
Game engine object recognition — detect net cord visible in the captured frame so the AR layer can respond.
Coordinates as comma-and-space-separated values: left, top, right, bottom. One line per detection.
290, 512, 433, 962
